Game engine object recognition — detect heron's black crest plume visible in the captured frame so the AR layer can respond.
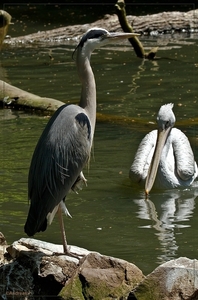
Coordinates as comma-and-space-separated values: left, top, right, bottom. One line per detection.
72, 28, 108, 60
79, 28, 108, 47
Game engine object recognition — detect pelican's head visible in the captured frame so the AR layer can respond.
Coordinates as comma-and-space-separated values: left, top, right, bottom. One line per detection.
157, 103, 175, 132
145, 103, 176, 195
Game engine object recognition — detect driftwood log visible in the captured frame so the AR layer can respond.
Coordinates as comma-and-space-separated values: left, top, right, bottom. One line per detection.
4, 9, 198, 46
0, 80, 64, 113
0, 79, 145, 126
1, 81, 198, 127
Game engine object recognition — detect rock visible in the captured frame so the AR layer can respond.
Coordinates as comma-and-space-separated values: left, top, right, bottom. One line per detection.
0, 232, 7, 267
0, 238, 144, 299
7, 237, 90, 258
0, 238, 88, 297
130, 257, 198, 300
0, 232, 7, 245
3, 238, 197, 299
60, 252, 144, 300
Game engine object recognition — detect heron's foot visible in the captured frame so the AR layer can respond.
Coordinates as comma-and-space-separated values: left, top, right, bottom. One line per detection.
65, 250, 80, 259
71, 171, 87, 193
64, 245, 81, 259
54, 249, 80, 259
54, 246, 80, 259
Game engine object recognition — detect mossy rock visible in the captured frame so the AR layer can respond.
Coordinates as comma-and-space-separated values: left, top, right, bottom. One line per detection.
59, 252, 144, 300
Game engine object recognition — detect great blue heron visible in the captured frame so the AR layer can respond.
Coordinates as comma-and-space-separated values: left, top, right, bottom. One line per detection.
129, 103, 198, 195
24, 28, 138, 254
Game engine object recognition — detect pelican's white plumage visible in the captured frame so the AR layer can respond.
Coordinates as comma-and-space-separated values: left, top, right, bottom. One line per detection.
129, 103, 198, 194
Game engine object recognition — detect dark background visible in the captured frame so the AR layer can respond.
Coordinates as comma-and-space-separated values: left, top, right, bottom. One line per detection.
1, 1, 197, 29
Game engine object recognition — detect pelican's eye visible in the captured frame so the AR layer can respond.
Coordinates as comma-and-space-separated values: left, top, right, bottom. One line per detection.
165, 121, 170, 129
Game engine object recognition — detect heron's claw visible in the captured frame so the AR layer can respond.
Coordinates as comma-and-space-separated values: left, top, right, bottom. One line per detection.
55, 250, 81, 260
71, 171, 87, 193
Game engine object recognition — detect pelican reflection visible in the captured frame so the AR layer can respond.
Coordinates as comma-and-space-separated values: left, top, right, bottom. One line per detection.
134, 188, 198, 265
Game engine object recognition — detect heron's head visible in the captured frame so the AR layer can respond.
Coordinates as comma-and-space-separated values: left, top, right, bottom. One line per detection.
72, 27, 139, 59
157, 103, 176, 131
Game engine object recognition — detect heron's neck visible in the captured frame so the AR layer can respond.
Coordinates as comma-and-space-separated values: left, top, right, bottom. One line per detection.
76, 53, 96, 133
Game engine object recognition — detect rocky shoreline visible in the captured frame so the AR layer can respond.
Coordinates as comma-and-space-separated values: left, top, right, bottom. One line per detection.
0, 234, 198, 299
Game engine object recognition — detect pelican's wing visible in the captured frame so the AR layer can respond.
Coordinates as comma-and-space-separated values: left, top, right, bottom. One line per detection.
129, 130, 157, 183
171, 128, 198, 181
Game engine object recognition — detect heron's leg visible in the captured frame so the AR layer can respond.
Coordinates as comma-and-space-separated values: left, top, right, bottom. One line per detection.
57, 204, 79, 259
57, 204, 68, 254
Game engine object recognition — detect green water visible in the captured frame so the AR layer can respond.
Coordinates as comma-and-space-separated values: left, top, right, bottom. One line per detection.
1, 4, 198, 276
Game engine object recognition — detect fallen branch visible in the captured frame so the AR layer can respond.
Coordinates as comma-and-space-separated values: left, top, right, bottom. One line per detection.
115, 0, 158, 59
0, 80, 64, 113
1, 80, 198, 128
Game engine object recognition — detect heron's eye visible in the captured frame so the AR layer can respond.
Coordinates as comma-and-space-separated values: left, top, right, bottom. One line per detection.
100, 34, 107, 40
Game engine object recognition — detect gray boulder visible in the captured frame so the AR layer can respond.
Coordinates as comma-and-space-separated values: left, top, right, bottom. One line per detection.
130, 257, 198, 300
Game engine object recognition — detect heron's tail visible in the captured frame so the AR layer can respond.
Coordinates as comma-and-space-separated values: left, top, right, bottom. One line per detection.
24, 209, 48, 237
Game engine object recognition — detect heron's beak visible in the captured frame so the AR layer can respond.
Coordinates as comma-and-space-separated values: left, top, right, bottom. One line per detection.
107, 32, 140, 40
145, 126, 172, 196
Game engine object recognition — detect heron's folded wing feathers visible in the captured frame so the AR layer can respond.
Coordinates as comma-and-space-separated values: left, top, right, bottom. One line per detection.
26, 104, 91, 234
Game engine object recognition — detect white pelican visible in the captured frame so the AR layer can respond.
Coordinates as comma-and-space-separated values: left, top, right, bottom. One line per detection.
129, 103, 198, 195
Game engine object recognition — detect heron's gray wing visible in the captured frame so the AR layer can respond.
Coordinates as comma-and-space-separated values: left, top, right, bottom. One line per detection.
25, 104, 92, 236
171, 128, 198, 181
129, 130, 157, 183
